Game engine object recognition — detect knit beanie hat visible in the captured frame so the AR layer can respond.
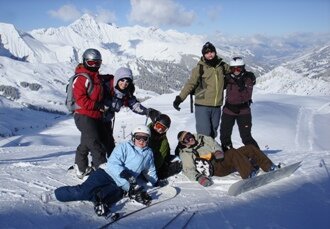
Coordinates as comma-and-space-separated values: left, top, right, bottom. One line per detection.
177, 131, 188, 143
202, 42, 216, 55
114, 67, 133, 85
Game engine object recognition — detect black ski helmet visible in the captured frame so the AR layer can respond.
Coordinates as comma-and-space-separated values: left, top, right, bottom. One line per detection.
155, 114, 171, 129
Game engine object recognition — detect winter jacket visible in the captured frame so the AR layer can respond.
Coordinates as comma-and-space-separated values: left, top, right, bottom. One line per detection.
178, 134, 222, 181
104, 141, 158, 191
223, 71, 256, 115
148, 123, 170, 170
73, 64, 103, 119
102, 75, 147, 122
178, 57, 230, 107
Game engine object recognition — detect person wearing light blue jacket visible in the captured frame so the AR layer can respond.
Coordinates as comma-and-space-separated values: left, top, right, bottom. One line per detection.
104, 133, 158, 192
51, 125, 159, 217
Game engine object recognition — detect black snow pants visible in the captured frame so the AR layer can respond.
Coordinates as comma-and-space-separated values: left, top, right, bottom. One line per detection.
74, 113, 107, 172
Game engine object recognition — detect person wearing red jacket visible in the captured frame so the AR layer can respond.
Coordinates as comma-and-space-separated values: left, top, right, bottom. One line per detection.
72, 48, 107, 179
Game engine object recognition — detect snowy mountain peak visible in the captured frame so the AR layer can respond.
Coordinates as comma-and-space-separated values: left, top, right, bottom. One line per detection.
257, 66, 330, 96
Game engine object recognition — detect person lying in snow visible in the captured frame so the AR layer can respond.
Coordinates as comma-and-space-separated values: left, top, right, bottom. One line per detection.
175, 131, 278, 187
42, 125, 164, 217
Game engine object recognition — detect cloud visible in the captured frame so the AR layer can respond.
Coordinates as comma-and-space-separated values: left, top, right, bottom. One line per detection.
207, 5, 222, 21
129, 0, 195, 27
48, 4, 82, 22
95, 8, 116, 24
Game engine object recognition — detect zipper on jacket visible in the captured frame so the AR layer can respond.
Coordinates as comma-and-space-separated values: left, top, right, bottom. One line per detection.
214, 68, 219, 106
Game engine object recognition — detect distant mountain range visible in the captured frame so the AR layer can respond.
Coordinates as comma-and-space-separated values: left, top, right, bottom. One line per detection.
0, 14, 330, 116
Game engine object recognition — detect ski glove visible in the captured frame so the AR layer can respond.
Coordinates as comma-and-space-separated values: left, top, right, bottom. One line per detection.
120, 169, 137, 186
93, 102, 105, 111
214, 150, 224, 161
196, 174, 213, 187
146, 108, 161, 122
173, 96, 183, 111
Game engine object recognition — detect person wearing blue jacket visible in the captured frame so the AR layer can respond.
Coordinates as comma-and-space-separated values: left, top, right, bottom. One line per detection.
45, 125, 159, 217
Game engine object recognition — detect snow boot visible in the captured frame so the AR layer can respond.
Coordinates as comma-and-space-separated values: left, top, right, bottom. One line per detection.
74, 164, 93, 179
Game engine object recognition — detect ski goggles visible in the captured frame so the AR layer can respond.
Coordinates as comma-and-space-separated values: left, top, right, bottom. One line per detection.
119, 78, 132, 84
134, 135, 149, 142
231, 66, 243, 72
154, 121, 168, 132
86, 60, 102, 68
181, 132, 194, 144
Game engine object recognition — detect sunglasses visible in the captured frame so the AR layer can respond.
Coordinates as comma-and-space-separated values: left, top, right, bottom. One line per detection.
181, 133, 194, 144
154, 121, 168, 132
119, 78, 132, 84
86, 60, 102, 68
134, 135, 149, 142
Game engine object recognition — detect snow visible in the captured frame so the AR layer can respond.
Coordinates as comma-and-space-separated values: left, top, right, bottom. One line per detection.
1, 91, 330, 229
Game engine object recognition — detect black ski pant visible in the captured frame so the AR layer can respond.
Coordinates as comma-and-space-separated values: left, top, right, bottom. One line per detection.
103, 121, 115, 158
220, 112, 259, 149
74, 113, 107, 172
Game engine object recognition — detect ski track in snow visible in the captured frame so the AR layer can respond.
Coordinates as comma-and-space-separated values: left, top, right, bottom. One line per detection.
1, 95, 330, 228
1, 143, 330, 228
295, 106, 313, 151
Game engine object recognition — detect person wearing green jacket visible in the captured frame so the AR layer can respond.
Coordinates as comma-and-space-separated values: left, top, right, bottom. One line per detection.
173, 42, 230, 138
148, 114, 182, 179
176, 131, 278, 187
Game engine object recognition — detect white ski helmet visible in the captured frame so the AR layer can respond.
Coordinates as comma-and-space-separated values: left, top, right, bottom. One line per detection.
229, 57, 245, 67
132, 125, 151, 136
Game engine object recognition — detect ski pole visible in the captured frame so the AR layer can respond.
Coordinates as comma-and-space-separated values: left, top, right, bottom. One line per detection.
162, 208, 186, 229
182, 211, 197, 229
145, 114, 149, 125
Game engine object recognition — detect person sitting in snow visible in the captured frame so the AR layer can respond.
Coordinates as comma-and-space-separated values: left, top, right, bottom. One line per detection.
101, 67, 159, 157
147, 113, 182, 180
42, 125, 163, 217
175, 131, 278, 187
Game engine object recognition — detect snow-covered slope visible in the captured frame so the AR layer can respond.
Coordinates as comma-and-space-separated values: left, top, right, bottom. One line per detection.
257, 66, 330, 96
284, 44, 330, 79
0, 92, 329, 228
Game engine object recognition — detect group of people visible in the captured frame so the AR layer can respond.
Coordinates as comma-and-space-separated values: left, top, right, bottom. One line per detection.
43, 43, 278, 217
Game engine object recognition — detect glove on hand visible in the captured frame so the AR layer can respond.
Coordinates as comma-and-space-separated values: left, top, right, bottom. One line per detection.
173, 96, 182, 111
146, 108, 161, 122
214, 151, 224, 161
94, 102, 105, 111
120, 170, 137, 186
196, 174, 213, 187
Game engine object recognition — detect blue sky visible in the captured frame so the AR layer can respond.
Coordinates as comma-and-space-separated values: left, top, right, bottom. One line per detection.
1, 0, 329, 36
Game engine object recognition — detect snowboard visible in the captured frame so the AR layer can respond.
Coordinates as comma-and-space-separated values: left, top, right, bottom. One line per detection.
98, 185, 179, 229
228, 161, 302, 196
